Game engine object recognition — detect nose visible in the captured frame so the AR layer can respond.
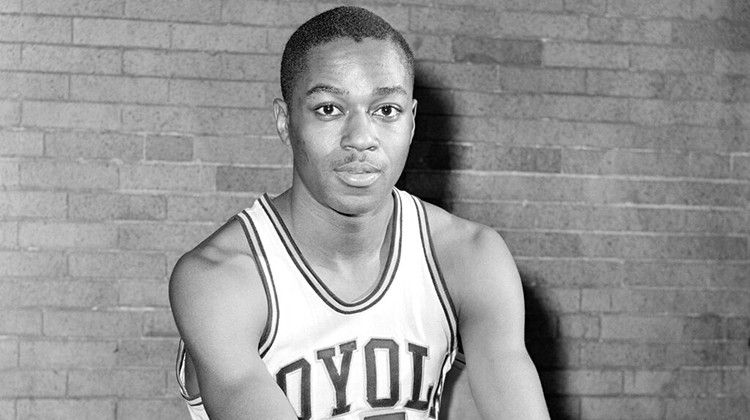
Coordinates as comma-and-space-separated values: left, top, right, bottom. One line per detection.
341, 111, 378, 151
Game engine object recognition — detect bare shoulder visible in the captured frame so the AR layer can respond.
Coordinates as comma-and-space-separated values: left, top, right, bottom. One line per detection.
422, 201, 522, 323
169, 217, 268, 350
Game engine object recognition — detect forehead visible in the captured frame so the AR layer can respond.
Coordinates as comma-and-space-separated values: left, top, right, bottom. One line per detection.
297, 38, 412, 97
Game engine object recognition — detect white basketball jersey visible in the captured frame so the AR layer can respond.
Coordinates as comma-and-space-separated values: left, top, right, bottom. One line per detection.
177, 188, 458, 420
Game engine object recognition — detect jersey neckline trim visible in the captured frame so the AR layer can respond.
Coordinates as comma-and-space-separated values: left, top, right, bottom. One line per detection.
258, 190, 403, 314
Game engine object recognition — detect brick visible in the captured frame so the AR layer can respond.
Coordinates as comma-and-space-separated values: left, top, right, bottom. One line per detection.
73, 18, 169, 48
498, 67, 586, 94
453, 37, 541, 65
630, 99, 736, 127
222, 0, 317, 26
0, 130, 43, 156
581, 342, 667, 368
406, 141, 474, 170
0, 279, 118, 308
20, 160, 118, 190
586, 70, 663, 98
475, 144, 561, 172
733, 155, 750, 181
0, 15, 71, 43
68, 369, 165, 397
0, 100, 20, 125
581, 397, 663, 419
117, 398, 187, 420
562, 148, 689, 176
0, 72, 68, 101
0, 160, 19, 187
194, 135, 290, 165
166, 194, 255, 221
20, 339, 118, 367
216, 166, 292, 193
125, 0, 220, 22
118, 279, 169, 307
68, 193, 163, 221
0, 309, 41, 335
558, 314, 600, 339
541, 95, 630, 122
497, 12, 588, 39
715, 50, 750, 75
143, 310, 178, 337
120, 163, 214, 192
672, 20, 750, 51
630, 46, 714, 73
0, 43, 21, 70
415, 62, 498, 92
415, 115, 497, 143
0, 221, 15, 248
124, 50, 278, 82
267, 27, 296, 55
122, 105, 274, 135
689, 151, 731, 178
0, 370, 66, 397
660, 74, 732, 101
17, 398, 116, 420
20, 45, 121, 74
640, 125, 750, 153
43, 310, 143, 338
23, 101, 120, 130
515, 258, 623, 287
69, 251, 165, 278
665, 343, 746, 367
410, 7, 499, 36
588, 17, 672, 44
720, 368, 750, 396
0, 338, 18, 368
45, 131, 143, 161
333, 3, 410, 32
116, 338, 176, 367
0, 191, 68, 219
541, 369, 621, 395
682, 314, 725, 340
145, 135, 193, 162
403, 34, 454, 62
709, 263, 750, 289
0, 251, 66, 276
23, 0, 124, 16
168, 79, 265, 108
692, 0, 734, 19
584, 178, 748, 208
564, 0, 606, 14
0, 0, 21, 12
19, 222, 117, 249
624, 262, 712, 287
607, 0, 691, 18
543, 42, 629, 69
172, 23, 266, 53
118, 222, 217, 251
71, 75, 168, 104
665, 398, 749, 419
624, 370, 675, 395
601, 315, 686, 341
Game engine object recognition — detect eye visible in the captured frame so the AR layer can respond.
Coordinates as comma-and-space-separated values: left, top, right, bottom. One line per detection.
373, 104, 402, 121
314, 104, 343, 118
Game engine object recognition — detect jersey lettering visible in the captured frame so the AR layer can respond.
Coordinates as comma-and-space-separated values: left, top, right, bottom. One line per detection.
365, 338, 400, 408
317, 340, 357, 416
276, 358, 311, 420
405, 343, 432, 410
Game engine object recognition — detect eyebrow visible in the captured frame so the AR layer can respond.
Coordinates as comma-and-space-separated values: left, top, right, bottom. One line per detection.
305, 84, 408, 98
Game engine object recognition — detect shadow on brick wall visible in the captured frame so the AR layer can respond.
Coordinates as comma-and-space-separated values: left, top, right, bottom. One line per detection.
402, 66, 573, 419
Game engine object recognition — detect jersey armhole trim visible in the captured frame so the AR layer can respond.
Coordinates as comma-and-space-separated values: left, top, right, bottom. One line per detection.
235, 210, 279, 357
411, 195, 459, 353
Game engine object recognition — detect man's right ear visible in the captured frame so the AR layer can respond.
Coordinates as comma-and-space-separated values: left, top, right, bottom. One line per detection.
273, 98, 290, 145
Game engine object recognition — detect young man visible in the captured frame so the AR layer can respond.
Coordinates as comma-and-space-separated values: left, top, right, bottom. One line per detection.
170, 6, 550, 420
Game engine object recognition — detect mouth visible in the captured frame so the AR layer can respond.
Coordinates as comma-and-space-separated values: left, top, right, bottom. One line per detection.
334, 162, 381, 187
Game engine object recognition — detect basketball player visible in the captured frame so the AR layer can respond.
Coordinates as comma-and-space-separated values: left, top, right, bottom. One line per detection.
169, 6, 550, 420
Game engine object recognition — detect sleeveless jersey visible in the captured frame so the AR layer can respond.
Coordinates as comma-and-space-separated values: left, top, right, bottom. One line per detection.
177, 188, 458, 420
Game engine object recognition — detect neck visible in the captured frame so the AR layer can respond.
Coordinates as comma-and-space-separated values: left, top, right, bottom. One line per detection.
271, 187, 395, 265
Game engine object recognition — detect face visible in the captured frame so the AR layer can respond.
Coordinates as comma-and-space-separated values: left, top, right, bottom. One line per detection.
274, 38, 417, 217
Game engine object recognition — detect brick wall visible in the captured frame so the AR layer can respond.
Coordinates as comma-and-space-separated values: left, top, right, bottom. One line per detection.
1, 0, 748, 419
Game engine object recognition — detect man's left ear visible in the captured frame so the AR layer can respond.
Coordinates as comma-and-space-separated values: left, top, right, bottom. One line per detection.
273, 98, 291, 146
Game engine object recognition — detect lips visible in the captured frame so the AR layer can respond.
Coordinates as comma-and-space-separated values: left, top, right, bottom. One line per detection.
334, 162, 381, 187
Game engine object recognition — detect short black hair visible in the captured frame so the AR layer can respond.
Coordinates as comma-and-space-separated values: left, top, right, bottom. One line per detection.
280, 6, 415, 103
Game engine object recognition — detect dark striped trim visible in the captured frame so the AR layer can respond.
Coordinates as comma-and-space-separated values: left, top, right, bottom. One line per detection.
258, 191, 403, 314
175, 339, 203, 405
236, 210, 279, 357
412, 195, 458, 352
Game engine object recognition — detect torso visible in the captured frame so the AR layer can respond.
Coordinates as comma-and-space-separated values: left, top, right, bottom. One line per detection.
177, 189, 459, 420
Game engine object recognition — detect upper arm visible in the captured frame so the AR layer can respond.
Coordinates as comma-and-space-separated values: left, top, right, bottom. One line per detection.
427, 206, 550, 419
169, 241, 297, 419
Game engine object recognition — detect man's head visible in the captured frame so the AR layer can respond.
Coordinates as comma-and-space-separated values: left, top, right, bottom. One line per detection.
280, 6, 415, 104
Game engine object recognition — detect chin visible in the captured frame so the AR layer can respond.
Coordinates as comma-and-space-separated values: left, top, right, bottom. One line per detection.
327, 187, 392, 217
